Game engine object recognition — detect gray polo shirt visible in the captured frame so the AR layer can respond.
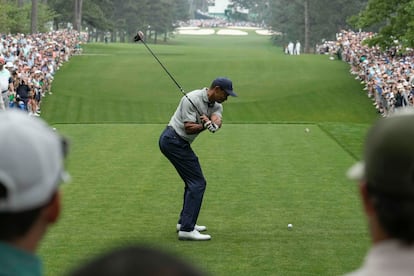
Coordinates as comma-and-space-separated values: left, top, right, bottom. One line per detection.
168, 88, 223, 143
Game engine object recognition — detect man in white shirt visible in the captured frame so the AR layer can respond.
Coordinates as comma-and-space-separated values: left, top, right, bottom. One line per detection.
346, 108, 414, 276
288, 41, 294, 55
295, 41, 301, 55
0, 57, 12, 109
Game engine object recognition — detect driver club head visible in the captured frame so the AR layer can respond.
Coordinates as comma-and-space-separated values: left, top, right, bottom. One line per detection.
134, 31, 144, 42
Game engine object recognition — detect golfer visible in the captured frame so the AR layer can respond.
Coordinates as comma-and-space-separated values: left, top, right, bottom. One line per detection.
159, 77, 237, 241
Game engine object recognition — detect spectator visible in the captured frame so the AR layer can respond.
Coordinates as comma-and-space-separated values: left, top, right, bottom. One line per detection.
67, 245, 207, 276
346, 108, 414, 275
287, 41, 294, 55
335, 29, 414, 117
0, 29, 88, 114
0, 110, 70, 275
15, 77, 32, 110
294, 40, 301, 55
0, 57, 12, 110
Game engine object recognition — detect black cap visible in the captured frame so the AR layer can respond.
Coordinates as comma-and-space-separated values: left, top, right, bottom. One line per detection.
211, 77, 237, 97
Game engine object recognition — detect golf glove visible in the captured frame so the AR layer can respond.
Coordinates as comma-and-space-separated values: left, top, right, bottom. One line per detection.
208, 122, 218, 133
203, 120, 219, 133
203, 120, 211, 128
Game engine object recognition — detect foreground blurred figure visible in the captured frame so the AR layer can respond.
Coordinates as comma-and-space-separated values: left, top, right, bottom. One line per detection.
0, 110, 70, 276
68, 245, 207, 276
346, 108, 414, 276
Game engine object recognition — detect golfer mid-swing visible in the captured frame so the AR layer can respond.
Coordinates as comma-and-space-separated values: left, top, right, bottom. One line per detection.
159, 77, 237, 241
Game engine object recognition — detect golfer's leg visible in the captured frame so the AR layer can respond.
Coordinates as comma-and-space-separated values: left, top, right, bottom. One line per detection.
167, 149, 205, 232
179, 157, 206, 232
178, 186, 189, 225
159, 128, 206, 232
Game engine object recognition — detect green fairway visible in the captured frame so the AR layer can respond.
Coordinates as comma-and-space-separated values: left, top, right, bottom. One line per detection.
41, 33, 377, 124
38, 32, 376, 275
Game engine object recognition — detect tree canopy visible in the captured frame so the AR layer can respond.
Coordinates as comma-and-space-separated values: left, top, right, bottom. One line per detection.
231, 0, 368, 52
5, 0, 413, 52
0, 0, 190, 43
349, 0, 414, 50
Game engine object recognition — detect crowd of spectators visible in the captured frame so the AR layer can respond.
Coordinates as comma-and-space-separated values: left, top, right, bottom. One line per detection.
332, 30, 414, 117
3, 28, 412, 119
0, 30, 85, 115
316, 40, 340, 55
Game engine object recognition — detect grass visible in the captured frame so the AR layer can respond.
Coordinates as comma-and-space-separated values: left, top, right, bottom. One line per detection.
41, 34, 377, 124
38, 32, 376, 275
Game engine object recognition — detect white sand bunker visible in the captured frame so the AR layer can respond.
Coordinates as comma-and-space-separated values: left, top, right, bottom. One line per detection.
216, 29, 248, 36
177, 28, 215, 35
227, 26, 260, 30
255, 29, 280, 36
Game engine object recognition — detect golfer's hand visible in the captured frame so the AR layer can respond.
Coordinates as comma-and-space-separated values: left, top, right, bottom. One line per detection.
205, 121, 218, 133
200, 115, 210, 124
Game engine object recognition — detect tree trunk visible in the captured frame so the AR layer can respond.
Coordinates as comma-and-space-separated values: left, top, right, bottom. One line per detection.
31, 0, 38, 34
120, 30, 125, 43
304, 0, 310, 53
18, 0, 24, 7
73, 0, 83, 32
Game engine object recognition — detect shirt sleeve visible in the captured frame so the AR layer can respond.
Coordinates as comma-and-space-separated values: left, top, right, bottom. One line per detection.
211, 104, 223, 118
180, 96, 199, 123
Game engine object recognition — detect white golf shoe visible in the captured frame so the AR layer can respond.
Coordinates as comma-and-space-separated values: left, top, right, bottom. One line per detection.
176, 224, 207, 232
178, 230, 211, 241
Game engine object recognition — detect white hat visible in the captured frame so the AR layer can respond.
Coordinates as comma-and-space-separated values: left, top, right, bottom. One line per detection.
0, 110, 70, 212
5, 61, 13, 68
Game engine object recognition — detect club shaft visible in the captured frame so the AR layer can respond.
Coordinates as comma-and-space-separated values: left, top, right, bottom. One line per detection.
139, 38, 203, 116
140, 40, 182, 92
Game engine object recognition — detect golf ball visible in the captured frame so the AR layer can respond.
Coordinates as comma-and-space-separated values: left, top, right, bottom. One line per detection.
305, 128, 310, 133
288, 224, 293, 229
52, 127, 57, 131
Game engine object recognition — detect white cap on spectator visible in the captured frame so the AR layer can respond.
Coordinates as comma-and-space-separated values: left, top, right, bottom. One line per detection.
0, 110, 70, 212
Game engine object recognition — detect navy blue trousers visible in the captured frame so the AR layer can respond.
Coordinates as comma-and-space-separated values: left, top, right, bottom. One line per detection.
159, 126, 206, 232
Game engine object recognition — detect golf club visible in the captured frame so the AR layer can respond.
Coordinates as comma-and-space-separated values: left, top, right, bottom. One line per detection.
134, 31, 203, 116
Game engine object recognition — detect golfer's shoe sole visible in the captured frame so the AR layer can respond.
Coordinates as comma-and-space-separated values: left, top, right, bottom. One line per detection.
178, 230, 211, 241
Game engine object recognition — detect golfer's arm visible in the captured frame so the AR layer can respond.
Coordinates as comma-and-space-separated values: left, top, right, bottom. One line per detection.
211, 114, 222, 128
184, 121, 205, 134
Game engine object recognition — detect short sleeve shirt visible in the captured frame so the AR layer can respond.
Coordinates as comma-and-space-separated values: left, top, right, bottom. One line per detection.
0, 69, 11, 92
0, 242, 43, 276
168, 88, 223, 143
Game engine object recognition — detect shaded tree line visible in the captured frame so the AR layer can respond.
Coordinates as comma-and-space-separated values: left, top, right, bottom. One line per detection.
48, 0, 191, 43
231, 0, 368, 53
1, 0, 411, 51
0, 0, 190, 43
